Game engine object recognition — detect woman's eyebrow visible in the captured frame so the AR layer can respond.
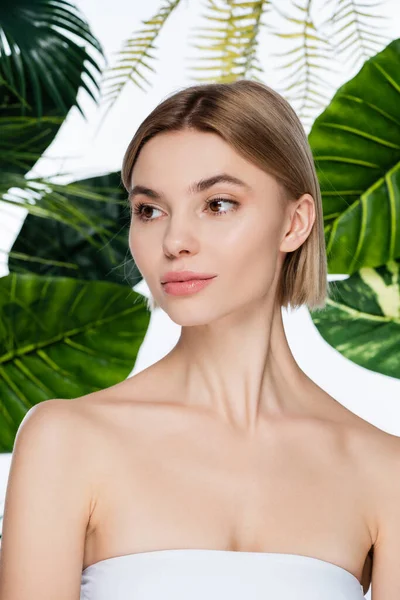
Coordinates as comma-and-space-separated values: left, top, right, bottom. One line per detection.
128, 172, 252, 202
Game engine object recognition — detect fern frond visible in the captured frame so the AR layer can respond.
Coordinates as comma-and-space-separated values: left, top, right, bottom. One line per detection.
270, 0, 336, 127
187, 0, 270, 84
99, 0, 182, 119
323, 0, 391, 71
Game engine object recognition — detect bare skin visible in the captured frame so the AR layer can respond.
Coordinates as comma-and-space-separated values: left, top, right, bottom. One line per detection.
73, 128, 390, 596
75, 359, 390, 597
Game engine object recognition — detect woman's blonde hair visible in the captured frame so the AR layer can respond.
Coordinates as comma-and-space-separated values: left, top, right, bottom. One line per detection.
121, 79, 330, 313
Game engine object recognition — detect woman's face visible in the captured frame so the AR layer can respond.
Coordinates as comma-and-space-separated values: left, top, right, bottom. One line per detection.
128, 128, 305, 324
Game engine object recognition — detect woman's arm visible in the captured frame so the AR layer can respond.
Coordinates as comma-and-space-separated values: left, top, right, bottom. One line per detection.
0, 399, 93, 600
370, 439, 400, 599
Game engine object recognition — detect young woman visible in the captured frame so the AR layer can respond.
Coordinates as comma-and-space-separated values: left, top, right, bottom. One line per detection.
1, 79, 397, 600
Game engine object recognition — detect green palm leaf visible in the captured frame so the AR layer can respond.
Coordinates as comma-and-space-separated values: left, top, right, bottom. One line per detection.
0, 272, 151, 452
271, 0, 336, 126
100, 0, 182, 121
7, 172, 141, 287
323, 0, 391, 71
0, 116, 64, 176
97, 0, 388, 126
0, 0, 104, 118
188, 0, 267, 83
1, 172, 128, 240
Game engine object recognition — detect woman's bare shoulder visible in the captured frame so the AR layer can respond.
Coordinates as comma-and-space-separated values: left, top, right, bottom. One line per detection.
338, 406, 400, 479
366, 424, 400, 495
26, 396, 116, 471
64, 372, 163, 445
72, 360, 178, 420
71, 375, 154, 419
348, 410, 400, 459
345, 411, 400, 543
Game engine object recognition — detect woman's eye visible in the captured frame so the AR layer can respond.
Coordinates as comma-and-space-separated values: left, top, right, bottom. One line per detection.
132, 203, 162, 221
132, 197, 239, 222
206, 198, 239, 216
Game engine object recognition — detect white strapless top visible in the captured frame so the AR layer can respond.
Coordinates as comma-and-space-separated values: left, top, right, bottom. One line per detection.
80, 549, 365, 599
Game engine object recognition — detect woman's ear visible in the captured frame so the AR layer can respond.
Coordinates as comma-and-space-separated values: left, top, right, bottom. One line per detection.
280, 193, 315, 253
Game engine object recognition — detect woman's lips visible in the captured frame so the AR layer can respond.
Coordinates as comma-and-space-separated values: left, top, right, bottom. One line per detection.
161, 277, 216, 296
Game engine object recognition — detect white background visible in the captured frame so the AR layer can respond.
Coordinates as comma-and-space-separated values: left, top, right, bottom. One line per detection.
1, 2, 400, 593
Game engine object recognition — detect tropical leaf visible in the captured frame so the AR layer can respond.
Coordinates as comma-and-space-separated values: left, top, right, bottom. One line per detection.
100, 0, 182, 122
322, 0, 391, 72
96, 0, 389, 128
1, 172, 127, 238
0, 272, 151, 452
187, 0, 268, 83
0, 2, 103, 184
270, 0, 337, 126
7, 172, 141, 287
0, 116, 65, 178
310, 259, 400, 378
308, 37, 400, 275
0, 0, 104, 119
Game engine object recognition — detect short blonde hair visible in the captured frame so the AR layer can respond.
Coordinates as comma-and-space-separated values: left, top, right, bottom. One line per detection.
122, 79, 330, 312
